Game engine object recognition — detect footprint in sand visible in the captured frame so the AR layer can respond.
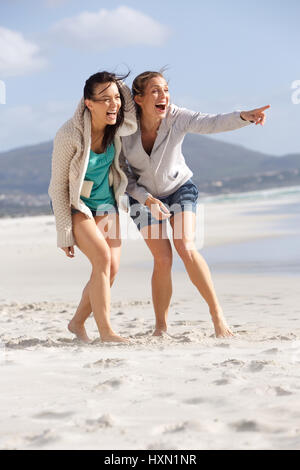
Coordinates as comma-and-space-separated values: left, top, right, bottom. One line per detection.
248, 360, 273, 372
270, 386, 293, 396
94, 378, 125, 390
84, 358, 126, 369
158, 421, 201, 434
215, 343, 231, 348
230, 419, 261, 433
213, 371, 245, 386
214, 378, 230, 386
220, 359, 245, 367
33, 411, 74, 420
56, 337, 75, 344
268, 334, 297, 341
230, 419, 278, 434
5, 338, 66, 349
183, 397, 205, 405
133, 331, 152, 337
85, 414, 115, 431
156, 392, 174, 398
25, 429, 59, 446
5, 338, 42, 349
177, 336, 193, 343
263, 348, 279, 355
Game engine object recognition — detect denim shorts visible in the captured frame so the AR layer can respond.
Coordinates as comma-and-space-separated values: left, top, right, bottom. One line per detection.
129, 179, 199, 231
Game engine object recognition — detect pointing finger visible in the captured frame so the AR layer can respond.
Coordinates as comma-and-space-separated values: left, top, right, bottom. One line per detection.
255, 105, 270, 112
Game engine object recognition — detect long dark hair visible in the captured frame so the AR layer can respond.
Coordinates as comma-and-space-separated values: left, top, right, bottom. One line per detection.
84, 71, 129, 151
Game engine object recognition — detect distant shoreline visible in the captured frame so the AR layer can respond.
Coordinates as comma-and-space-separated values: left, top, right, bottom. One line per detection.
1, 183, 300, 219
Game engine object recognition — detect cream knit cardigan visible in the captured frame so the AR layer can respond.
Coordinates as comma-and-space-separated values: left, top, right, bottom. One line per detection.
48, 84, 137, 248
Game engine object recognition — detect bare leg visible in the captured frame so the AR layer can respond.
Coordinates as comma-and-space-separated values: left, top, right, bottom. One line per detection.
171, 212, 234, 338
69, 213, 121, 342
68, 281, 92, 343
69, 212, 126, 343
141, 222, 173, 336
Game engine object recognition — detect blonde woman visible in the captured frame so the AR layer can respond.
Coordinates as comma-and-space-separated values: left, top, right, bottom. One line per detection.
120, 70, 270, 338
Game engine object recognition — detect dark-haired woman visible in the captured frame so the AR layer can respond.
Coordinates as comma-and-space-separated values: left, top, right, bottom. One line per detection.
120, 71, 270, 338
49, 72, 136, 343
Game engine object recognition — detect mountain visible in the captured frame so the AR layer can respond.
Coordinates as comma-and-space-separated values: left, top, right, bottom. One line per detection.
0, 141, 52, 194
182, 135, 300, 193
183, 135, 268, 182
0, 135, 299, 216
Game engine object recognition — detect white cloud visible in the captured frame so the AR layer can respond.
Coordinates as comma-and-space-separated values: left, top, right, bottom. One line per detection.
0, 101, 75, 152
51, 6, 170, 50
0, 27, 47, 78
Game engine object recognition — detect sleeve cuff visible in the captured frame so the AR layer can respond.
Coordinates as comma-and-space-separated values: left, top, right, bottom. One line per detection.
57, 229, 75, 248
130, 188, 150, 205
236, 110, 252, 127
138, 191, 151, 205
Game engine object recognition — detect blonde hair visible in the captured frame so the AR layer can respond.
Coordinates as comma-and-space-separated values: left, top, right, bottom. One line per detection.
132, 69, 168, 116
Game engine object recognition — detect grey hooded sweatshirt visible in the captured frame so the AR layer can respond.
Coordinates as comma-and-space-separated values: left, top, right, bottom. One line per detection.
120, 104, 251, 204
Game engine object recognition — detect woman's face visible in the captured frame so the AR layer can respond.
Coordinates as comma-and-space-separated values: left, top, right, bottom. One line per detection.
85, 82, 121, 126
135, 76, 170, 121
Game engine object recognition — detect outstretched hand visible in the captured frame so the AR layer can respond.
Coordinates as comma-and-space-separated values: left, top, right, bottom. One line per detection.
240, 105, 270, 126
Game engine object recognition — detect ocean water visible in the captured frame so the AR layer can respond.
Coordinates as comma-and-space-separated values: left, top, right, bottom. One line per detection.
192, 186, 300, 277
202, 235, 300, 276
200, 185, 300, 205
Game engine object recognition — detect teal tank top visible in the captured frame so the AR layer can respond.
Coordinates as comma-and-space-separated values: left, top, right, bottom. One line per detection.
81, 143, 116, 211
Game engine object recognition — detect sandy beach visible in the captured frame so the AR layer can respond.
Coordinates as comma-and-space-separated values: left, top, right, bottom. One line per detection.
1, 187, 300, 450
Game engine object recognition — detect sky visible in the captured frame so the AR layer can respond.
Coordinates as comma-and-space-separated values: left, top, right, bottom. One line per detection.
0, 0, 299, 156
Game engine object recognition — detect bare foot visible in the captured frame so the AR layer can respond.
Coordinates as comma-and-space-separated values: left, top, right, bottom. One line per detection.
153, 328, 167, 337
210, 310, 235, 338
68, 319, 92, 343
100, 332, 130, 343
152, 324, 168, 336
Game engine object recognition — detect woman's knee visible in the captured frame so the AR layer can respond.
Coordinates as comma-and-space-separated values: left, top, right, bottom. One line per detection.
153, 252, 173, 271
174, 240, 196, 261
110, 257, 120, 282
91, 246, 111, 274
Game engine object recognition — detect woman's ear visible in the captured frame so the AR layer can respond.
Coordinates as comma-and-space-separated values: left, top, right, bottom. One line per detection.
134, 94, 143, 106
84, 99, 92, 111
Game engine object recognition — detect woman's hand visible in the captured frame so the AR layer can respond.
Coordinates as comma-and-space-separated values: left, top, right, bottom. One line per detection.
240, 105, 270, 125
145, 195, 171, 220
61, 246, 75, 258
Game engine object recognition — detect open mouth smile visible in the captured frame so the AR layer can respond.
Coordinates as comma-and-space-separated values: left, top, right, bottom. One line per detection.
155, 104, 167, 112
